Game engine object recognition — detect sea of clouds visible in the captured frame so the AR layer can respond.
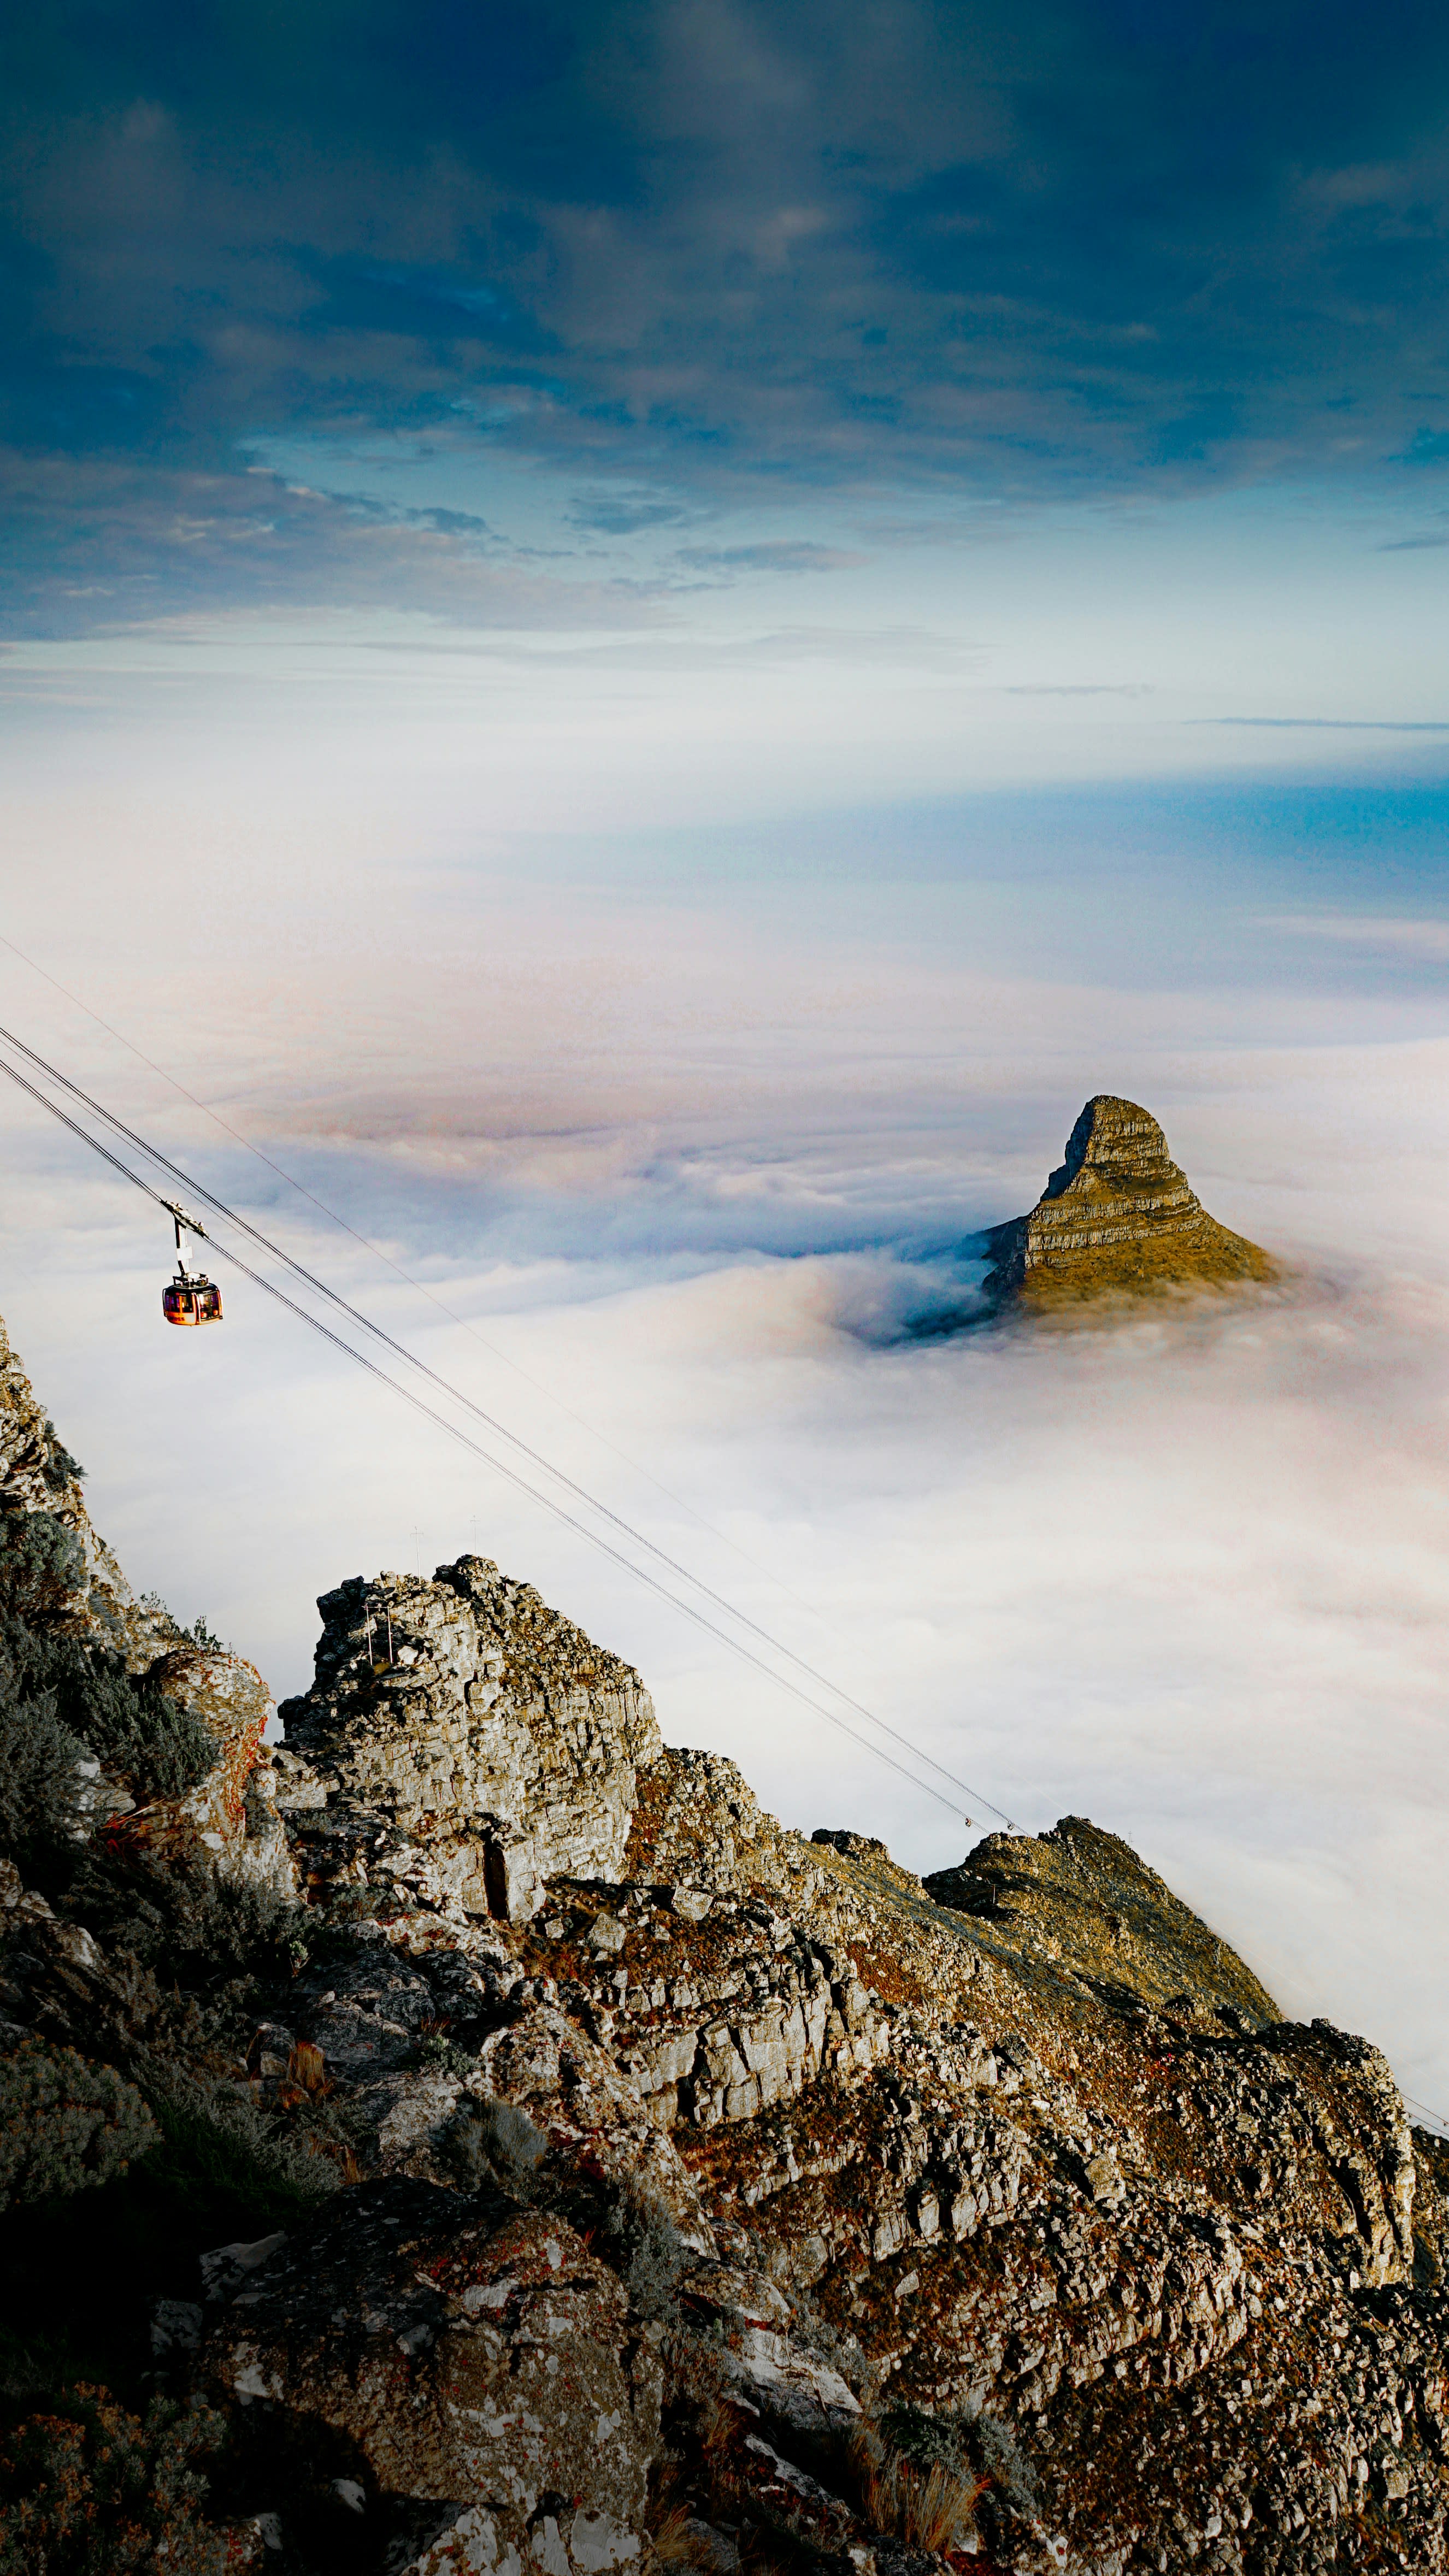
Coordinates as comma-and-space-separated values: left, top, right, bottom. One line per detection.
3, 756, 1448, 2123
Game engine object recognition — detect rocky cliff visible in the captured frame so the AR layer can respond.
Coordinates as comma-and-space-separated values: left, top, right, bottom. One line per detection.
3, 1314, 1447, 2576
985, 1100, 1278, 1308
277, 1555, 661, 1923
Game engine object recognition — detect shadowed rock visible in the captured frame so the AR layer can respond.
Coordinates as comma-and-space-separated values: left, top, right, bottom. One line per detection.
984, 1094, 1278, 1308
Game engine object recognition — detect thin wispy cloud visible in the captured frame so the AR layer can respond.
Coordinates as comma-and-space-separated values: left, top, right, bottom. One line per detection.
674, 541, 868, 579
1259, 912, 1449, 957
1206, 716, 1449, 730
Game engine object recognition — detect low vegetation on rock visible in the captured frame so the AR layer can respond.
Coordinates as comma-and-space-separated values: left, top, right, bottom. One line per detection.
2, 1304, 1445, 2574
984, 1097, 1279, 1310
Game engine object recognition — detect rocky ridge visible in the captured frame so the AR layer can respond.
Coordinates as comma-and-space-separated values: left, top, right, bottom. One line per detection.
2, 1315, 1447, 2576
984, 1100, 1278, 1308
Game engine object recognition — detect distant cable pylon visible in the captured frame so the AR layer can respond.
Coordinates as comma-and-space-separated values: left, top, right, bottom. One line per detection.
0, 1021, 1017, 1833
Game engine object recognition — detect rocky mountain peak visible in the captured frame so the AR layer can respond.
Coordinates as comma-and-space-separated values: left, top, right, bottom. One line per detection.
985, 1094, 1279, 1307
5, 1305, 1449, 2576
1046, 1094, 1182, 1195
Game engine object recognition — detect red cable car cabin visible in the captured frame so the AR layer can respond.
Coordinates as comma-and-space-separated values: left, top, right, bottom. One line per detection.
163, 1273, 222, 1326
161, 1210, 222, 1324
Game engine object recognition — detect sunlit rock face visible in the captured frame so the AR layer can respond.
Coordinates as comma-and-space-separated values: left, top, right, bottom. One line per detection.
276, 1555, 662, 1923
984, 1095, 1279, 1307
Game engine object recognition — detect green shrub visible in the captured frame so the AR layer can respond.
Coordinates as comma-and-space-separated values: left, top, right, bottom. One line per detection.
880, 2397, 1040, 2520
35, 1638, 215, 1806
39, 1422, 85, 1495
134, 2057, 342, 2210
602, 2170, 690, 2319
441, 2095, 547, 2198
73, 1853, 305, 1990
0, 1511, 215, 1855
0, 2042, 158, 2214
0, 1511, 85, 1625
0, 2385, 240, 2575
0, 1689, 87, 1866
69, 1660, 214, 1804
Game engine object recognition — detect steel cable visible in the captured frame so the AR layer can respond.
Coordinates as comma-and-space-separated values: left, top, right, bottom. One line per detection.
0, 1033, 1016, 1830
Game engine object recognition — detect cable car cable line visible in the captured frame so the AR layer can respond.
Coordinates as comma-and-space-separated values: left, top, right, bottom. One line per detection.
0, 1030, 1016, 1831
0, 1014, 1011, 1825
0, 926, 871, 1630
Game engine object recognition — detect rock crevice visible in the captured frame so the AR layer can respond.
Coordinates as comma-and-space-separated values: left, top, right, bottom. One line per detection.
278, 1554, 661, 1923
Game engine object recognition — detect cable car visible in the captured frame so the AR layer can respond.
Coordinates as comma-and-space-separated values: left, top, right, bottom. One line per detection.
162, 1207, 222, 1327
163, 1272, 222, 1327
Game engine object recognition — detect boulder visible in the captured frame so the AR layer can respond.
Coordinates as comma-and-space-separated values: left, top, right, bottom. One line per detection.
108, 1644, 294, 1895
278, 1555, 660, 1924
194, 2177, 660, 2576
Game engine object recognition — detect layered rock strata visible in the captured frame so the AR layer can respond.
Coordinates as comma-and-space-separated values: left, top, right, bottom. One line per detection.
5, 1314, 1449, 2575
277, 1555, 661, 1921
117, 1701, 1449, 2576
159, 1584, 1449, 2573
985, 1097, 1277, 1308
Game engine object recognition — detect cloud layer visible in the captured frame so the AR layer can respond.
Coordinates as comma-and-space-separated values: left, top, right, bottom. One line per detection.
11, 0, 1449, 626
3, 817, 1449, 2112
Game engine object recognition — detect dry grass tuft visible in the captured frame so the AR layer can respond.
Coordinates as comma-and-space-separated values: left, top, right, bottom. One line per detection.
697, 2398, 739, 2460
649, 2508, 703, 2568
849, 2424, 986, 2551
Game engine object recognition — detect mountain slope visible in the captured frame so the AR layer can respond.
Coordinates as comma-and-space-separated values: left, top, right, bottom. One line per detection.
2, 1311, 1446, 2576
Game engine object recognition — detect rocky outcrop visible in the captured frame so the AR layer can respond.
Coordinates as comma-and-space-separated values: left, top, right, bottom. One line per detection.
0, 1313, 173, 1666
276, 1555, 661, 1924
197, 1618, 1448, 2575
7, 1311, 1449, 2575
111, 1643, 294, 1895
0, 1312, 291, 1893
985, 1097, 1277, 1308
926, 1815, 1281, 2028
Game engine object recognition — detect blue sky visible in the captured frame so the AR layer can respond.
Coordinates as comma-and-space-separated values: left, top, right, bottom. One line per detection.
9, 0, 1449, 880
8, 0, 1449, 640
6, 2, 1449, 2105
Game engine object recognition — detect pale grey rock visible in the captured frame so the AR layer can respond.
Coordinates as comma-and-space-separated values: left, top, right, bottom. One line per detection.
667, 1885, 712, 1921
278, 1554, 659, 1924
